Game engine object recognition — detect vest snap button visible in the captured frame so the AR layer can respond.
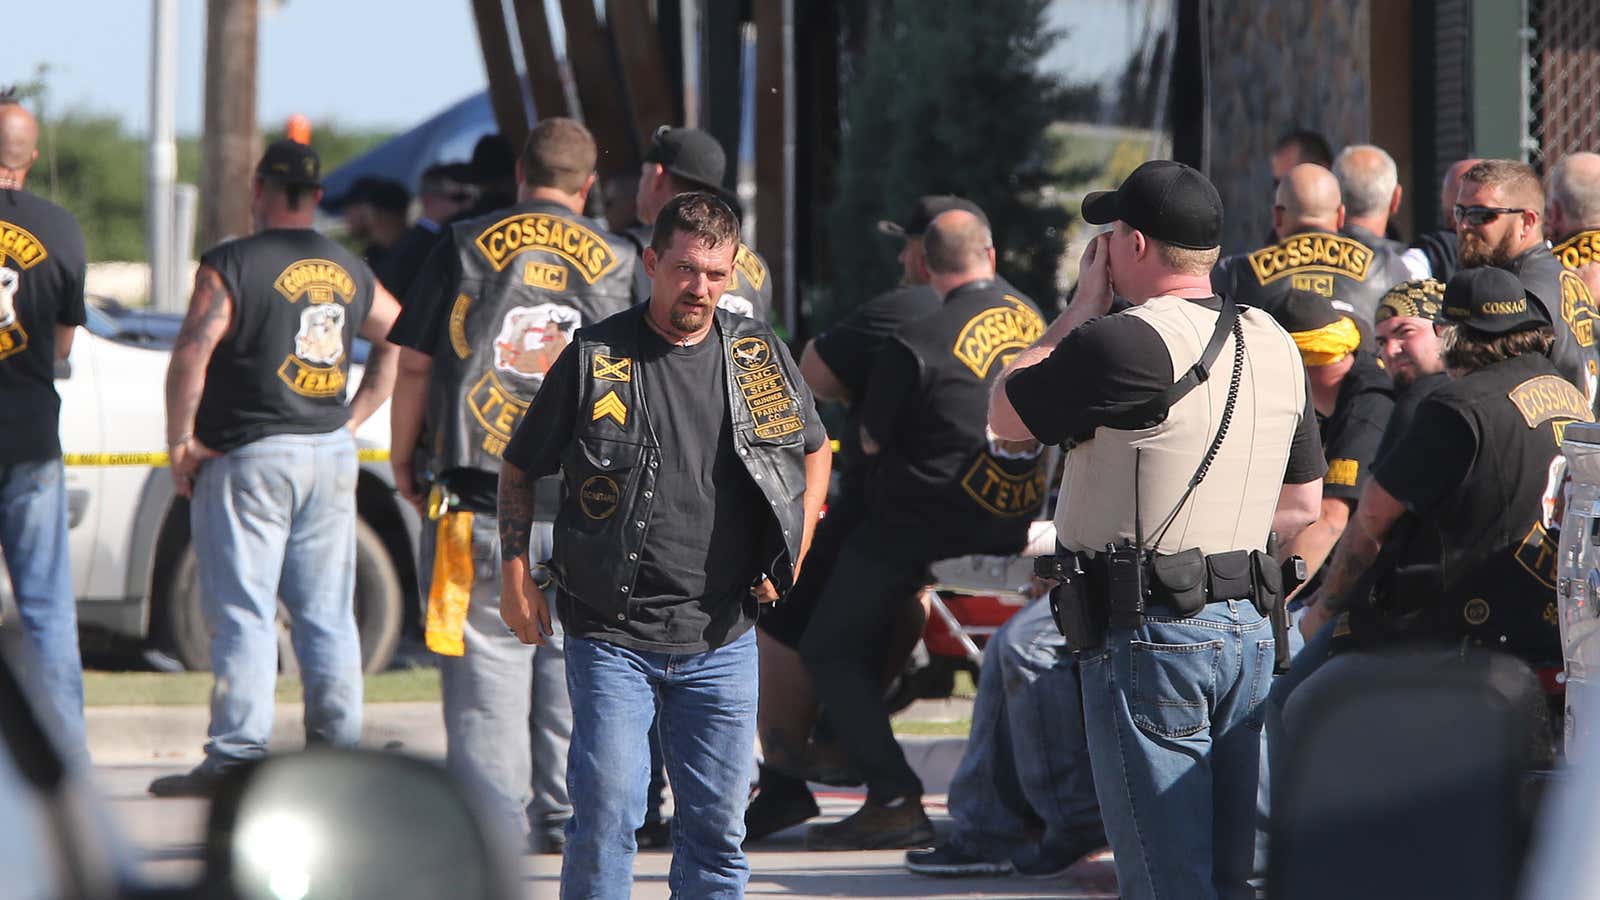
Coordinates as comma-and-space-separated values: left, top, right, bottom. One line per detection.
617, 613, 626, 621
636, 520, 645, 527
601, 458, 611, 466
621, 586, 629, 592
629, 553, 638, 560
753, 472, 762, 479
643, 491, 652, 498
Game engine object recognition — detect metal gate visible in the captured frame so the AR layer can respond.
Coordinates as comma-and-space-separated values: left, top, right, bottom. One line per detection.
1525, 0, 1600, 171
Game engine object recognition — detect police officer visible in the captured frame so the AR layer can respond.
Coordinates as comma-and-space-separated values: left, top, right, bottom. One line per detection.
629, 126, 773, 322
803, 208, 1049, 851
496, 192, 830, 897
1299, 266, 1590, 665
746, 195, 969, 841
0, 96, 89, 765
991, 160, 1326, 900
1372, 278, 1450, 461
1215, 163, 1411, 334
386, 119, 638, 847
1455, 159, 1600, 403
154, 140, 401, 796
1275, 290, 1394, 578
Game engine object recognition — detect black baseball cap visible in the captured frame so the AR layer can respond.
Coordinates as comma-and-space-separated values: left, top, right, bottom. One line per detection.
1442, 267, 1550, 333
877, 195, 989, 238
256, 139, 321, 187
644, 126, 727, 190
1081, 160, 1223, 250
1276, 288, 1347, 334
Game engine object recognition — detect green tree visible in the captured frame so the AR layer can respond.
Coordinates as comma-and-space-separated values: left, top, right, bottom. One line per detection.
825, 0, 1073, 324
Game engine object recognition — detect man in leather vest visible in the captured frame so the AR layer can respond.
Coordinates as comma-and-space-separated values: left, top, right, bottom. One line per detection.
1215, 163, 1411, 335
800, 209, 1049, 851
1296, 264, 1588, 692
386, 119, 637, 849
1334, 145, 1409, 257
153, 140, 402, 797
1403, 159, 1480, 283
1373, 279, 1451, 462
1546, 152, 1600, 310
497, 192, 830, 898
628, 126, 773, 322
1455, 159, 1600, 404
991, 161, 1326, 900
0, 97, 90, 766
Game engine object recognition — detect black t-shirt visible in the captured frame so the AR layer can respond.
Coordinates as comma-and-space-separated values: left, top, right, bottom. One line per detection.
813, 284, 941, 395
505, 317, 825, 652
0, 190, 87, 462
1375, 370, 1449, 466
375, 220, 445, 302
1004, 299, 1326, 485
1371, 399, 1476, 516
195, 229, 376, 452
1318, 352, 1395, 502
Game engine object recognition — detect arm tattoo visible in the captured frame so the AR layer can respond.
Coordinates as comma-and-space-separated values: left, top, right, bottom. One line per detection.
1319, 540, 1380, 613
497, 462, 536, 561
165, 268, 233, 445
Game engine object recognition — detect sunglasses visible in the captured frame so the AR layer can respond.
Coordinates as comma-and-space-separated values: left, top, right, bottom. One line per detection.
1454, 204, 1527, 227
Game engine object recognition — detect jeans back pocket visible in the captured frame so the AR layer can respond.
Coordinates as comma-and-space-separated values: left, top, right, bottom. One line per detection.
1129, 638, 1222, 739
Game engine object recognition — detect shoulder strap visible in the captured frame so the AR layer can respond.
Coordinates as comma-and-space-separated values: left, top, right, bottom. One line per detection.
1105, 294, 1240, 423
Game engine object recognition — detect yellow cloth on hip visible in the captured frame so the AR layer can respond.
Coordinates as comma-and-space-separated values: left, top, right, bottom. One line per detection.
424, 511, 475, 657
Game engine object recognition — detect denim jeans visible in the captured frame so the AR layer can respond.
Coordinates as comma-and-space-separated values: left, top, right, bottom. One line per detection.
0, 458, 86, 768
946, 596, 1102, 859
418, 514, 571, 838
1080, 599, 1275, 900
190, 429, 363, 766
563, 627, 757, 900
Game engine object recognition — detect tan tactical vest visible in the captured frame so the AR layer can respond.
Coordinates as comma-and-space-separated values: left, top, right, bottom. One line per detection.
1054, 295, 1307, 556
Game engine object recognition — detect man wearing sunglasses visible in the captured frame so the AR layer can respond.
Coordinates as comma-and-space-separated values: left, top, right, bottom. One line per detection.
1454, 159, 1600, 404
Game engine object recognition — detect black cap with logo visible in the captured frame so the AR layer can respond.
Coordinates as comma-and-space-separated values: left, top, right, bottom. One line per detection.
644, 126, 727, 190
877, 195, 989, 238
1081, 160, 1224, 250
255, 139, 321, 188
1442, 267, 1550, 333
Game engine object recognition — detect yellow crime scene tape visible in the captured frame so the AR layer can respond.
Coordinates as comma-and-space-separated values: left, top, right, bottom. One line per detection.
63, 448, 392, 467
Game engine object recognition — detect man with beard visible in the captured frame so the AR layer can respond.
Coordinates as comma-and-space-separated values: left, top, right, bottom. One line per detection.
1402, 159, 1480, 283
1372, 279, 1449, 460
1454, 159, 1600, 403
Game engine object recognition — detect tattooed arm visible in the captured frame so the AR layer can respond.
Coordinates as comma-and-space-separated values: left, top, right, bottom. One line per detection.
498, 460, 550, 645
164, 266, 233, 497
349, 283, 401, 431
1296, 478, 1408, 637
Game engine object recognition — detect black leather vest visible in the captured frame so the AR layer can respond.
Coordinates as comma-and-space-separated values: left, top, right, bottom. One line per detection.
427, 200, 637, 473
551, 306, 811, 619
1213, 226, 1412, 331
1418, 352, 1592, 660
1536, 234, 1600, 401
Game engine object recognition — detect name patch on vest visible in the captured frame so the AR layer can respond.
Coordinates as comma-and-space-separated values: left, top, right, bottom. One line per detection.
1555, 230, 1600, 270
279, 303, 348, 397
273, 259, 356, 304
734, 244, 767, 291
951, 298, 1045, 379
449, 294, 472, 359
592, 390, 628, 427
1246, 234, 1373, 285
1558, 269, 1598, 348
592, 354, 632, 382
960, 453, 1047, 518
0, 221, 47, 270
468, 370, 530, 458
1507, 375, 1594, 436
0, 263, 28, 361
474, 213, 620, 284
579, 475, 620, 520
731, 337, 804, 439
493, 304, 581, 379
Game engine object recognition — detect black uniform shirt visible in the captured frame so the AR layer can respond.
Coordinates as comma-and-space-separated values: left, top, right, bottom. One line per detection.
1318, 352, 1395, 502
504, 317, 825, 653
1005, 299, 1327, 484
0, 189, 87, 462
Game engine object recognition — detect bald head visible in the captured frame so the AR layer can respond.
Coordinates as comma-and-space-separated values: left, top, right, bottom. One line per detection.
923, 209, 995, 276
1274, 163, 1343, 238
1547, 152, 1600, 240
1441, 158, 1481, 226
0, 103, 39, 176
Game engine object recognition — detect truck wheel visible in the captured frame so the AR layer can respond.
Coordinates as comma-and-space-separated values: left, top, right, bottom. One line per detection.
156, 518, 404, 674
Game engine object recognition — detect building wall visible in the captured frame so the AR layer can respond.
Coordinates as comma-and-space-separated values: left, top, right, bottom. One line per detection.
1206, 0, 1370, 254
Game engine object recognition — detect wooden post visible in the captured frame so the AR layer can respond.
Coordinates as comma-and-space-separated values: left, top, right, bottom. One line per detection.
753, 0, 793, 333
608, 0, 677, 149
200, 0, 258, 248
510, 0, 571, 120
470, 0, 530, 148
559, 0, 640, 177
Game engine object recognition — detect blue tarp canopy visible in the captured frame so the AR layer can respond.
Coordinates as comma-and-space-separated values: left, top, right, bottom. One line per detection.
318, 90, 500, 211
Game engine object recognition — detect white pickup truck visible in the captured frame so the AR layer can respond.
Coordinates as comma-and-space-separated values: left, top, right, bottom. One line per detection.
9, 300, 422, 672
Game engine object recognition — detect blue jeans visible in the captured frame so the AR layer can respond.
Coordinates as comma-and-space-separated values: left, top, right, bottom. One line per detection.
563, 627, 757, 900
1080, 600, 1274, 900
190, 430, 363, 765
946, 597, 1102, 859
0, 458, 86, 768
419, 515, 571, 838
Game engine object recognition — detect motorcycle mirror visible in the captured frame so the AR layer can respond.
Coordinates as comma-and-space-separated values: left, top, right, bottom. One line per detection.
200, 749, 518, 900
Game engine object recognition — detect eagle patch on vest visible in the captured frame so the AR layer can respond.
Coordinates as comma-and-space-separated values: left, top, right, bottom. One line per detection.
493, 304, 581, 381
951, 298, 1045, 379
0, 266, 27, 361
473, 213, 620, 283
272, 259, 356, 304
278, 303, 348, 397
731, 337, 804, 439
1246, 234, 1373, 285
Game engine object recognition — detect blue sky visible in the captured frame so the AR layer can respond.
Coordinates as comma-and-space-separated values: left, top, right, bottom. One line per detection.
12, 0, 488, 135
